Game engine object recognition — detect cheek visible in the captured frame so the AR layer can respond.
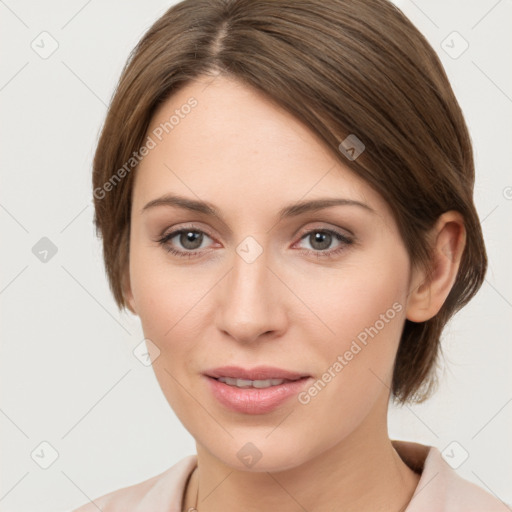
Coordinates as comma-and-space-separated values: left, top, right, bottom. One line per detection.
288, 250, 408, 353
129, 240, 195, 335
128, 245, 217, 394
129, 252, 204, 412
289, 250, 409, 406
291, 278, 406, 447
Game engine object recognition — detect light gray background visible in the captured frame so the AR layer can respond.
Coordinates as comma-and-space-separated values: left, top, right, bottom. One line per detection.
1, 1, 511, 510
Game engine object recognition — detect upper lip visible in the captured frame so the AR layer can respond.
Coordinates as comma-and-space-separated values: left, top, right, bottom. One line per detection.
204, 366, 310, 381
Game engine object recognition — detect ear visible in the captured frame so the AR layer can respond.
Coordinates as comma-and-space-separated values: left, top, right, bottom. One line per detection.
122, 265, 138, 316
406, 211, 466, 322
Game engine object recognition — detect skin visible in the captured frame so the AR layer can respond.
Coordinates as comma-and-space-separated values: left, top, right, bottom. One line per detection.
123, 74, 466, 512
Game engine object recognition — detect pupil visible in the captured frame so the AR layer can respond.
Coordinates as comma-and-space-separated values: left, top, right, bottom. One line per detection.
312, 232, 331, 250
181, 231, 202, 249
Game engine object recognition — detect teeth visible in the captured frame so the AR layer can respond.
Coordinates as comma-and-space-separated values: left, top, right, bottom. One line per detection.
217, 377, 289, 388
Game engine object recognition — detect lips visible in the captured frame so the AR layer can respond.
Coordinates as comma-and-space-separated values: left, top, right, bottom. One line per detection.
204, 365, 309, 381
204, 374, 313, 414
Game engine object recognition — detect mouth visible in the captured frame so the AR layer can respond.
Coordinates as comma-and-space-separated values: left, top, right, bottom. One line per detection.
209, 376, 307, 389
203, 370, 313, 415
204, 365, 311, 387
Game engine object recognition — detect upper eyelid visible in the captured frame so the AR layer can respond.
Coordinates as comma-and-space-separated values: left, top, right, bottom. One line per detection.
295, 223, 354, 239
162, 224, 215, 241
162, 222, 351, 236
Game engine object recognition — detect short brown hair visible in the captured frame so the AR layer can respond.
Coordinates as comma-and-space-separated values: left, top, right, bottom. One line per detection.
92, 0, 487, 404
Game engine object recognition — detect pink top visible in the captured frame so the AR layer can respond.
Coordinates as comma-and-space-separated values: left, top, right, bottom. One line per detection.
72, 440, 507, 511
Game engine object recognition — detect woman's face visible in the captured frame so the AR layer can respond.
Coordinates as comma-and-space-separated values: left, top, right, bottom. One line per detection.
126, 74, 415, 471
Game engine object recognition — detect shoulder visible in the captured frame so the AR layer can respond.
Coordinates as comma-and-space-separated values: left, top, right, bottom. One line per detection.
424, 450, 508, 512
72, 455, 197, 512
392, 440, 508, 512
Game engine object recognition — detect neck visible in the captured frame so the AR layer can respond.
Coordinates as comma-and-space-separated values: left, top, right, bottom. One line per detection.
182, 402, 421, 512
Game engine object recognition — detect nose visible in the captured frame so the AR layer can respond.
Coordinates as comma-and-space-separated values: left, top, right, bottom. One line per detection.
215, 242, 288, 344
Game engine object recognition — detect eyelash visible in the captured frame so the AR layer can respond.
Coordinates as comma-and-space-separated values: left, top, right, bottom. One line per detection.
154, 226, 354, 260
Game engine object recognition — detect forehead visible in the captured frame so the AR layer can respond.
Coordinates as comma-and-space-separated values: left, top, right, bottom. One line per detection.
132, 75, 388, 221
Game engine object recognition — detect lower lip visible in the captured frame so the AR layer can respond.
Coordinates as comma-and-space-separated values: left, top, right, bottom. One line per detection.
204, 375, 312, 414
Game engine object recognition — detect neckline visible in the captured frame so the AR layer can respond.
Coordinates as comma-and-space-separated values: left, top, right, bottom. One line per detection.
179, 440, 429, 511
391, 439, 430, 475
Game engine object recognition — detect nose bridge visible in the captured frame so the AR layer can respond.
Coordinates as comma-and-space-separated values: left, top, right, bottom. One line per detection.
215, 235, 285, 342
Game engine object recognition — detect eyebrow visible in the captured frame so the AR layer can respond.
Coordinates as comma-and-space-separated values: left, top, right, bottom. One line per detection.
140, 193, 375, 219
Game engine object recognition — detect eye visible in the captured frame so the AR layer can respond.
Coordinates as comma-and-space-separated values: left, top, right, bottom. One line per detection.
154, 226, 354, 260
155, 228, 215, 257
294, 229, 354, 258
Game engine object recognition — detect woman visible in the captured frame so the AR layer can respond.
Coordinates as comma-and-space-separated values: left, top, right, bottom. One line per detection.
75, 0, 505, 510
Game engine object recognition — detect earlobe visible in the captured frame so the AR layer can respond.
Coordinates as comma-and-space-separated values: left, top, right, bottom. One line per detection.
406, 211, 466, 323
